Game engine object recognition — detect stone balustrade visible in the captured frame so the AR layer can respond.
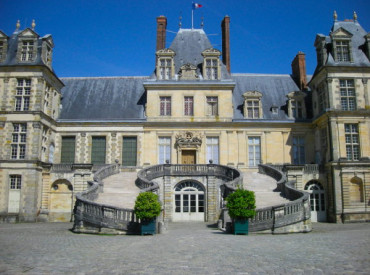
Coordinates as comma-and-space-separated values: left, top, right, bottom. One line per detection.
220, 164, 311, 233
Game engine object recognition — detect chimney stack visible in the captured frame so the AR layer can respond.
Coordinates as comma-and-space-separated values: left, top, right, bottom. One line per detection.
221, 16, 231, 73
156, 16, 167, 51
291, 52, 307, 90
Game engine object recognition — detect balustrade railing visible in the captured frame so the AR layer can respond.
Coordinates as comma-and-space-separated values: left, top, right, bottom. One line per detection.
221, 164, 311, 233
73, 163, 139, 233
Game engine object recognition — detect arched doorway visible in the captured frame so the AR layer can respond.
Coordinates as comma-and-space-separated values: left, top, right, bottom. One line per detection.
49, 179, 73, 222
173, 180, 205, 221
304, 181, 326, 222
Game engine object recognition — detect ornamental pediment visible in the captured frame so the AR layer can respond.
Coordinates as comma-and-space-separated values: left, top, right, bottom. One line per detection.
243, 91, 262, 99
19, 28, 39, 38
156, 48, 176, 56
331, 27, 353, 38
179, 63, 199, 80
287, 91, 306, 98
201, 48, 221, 57
175, 131, 203, 148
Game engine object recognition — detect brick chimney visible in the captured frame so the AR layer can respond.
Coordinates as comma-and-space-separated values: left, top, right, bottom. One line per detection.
221, 16, 231, 73
156, 16, 167, 51
291, 52, 307, 90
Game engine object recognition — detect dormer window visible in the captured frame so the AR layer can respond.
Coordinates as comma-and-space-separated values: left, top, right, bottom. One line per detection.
0, 31, 8, 62
243, 91, 262, 119
202, 48, 221, 80
156, 48, 175, 80
331, 27, 353, 63
21, 41, 35, 61
335, 40, 350, 61
287, 91, 306, 119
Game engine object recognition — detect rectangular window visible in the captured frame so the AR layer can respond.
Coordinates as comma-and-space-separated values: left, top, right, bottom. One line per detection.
122, 137, 137, 166
159, 58, 172, 80
184, 96, 194, 116
318, 85, 327, 113
246, 100, 260, 118
205, 58, 218, 80
160, 96, 171, 116
11, 123, 27, 159
345, 124, 360, 160
248, 137, 261, 167
10, 175, 22, 190
158, 137, 171, 164
0, 41, 3, 60
91, 136, 106, 164
291, 100, 303, 119
15, 79, 31, 111
21, 41, 34, 61
206, 137, 219, 164
340, 80, 356, 111
61, 136, 76, 163
336, 41, 350, 62
293, 136, 305, 164
207, 96, 218, 116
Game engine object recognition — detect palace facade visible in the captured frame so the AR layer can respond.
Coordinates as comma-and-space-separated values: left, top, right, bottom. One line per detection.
0, 13, 369, 224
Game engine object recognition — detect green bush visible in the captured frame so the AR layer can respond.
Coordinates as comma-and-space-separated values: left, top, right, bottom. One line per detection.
226, 188, 256, 220
134, 192, 161, 221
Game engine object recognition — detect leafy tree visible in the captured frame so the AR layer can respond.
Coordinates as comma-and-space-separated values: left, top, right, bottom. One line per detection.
226, 188, 256, 220
134, 192, 161, 220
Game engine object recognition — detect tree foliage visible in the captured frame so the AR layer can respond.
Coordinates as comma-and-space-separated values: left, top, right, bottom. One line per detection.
134, 192, 161, 220
226, 188, 256, 219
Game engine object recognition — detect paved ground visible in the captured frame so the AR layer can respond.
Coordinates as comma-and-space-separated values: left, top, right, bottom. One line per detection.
0, 222, 369, 274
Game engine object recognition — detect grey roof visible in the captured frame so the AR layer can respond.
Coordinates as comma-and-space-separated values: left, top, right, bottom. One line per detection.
232, 74, 301, 120
59, 77, 147, 120
0, 29, 53, 69
323, 20, 369, 68
151, 28, 231, 80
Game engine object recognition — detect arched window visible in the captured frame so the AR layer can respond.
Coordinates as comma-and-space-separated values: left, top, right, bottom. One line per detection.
304, 181, 326, 222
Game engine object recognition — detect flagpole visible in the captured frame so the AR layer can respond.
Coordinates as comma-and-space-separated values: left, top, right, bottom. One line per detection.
191, 4, 194, 29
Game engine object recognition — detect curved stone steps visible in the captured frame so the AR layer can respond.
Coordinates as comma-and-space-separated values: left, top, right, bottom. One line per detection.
95, 172, 140, 209
243, 172, 290, 208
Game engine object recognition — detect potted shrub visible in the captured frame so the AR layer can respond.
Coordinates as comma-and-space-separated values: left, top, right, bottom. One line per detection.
226, 188, 256, 235
134, 192, 161, 235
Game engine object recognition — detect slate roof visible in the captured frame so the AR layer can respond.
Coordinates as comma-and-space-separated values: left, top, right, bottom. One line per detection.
59, 77, 147, 121
151, 28, 231, 80
0, 29, 53, 69
316, 20, 369, 71
232, 74, 301, 120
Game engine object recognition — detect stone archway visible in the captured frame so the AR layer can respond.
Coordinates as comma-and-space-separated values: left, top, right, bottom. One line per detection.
173, 180, 205, 221
49, 179, 73, 222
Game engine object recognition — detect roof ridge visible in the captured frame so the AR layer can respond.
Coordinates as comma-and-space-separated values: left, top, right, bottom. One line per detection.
60, 76, 149, 80
232, 73, 292, 77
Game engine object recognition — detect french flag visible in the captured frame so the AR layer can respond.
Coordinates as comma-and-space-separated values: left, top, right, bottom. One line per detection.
192, 3, 203, 9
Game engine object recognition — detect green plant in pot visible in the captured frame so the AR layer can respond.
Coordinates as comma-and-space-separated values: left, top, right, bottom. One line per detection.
134, 192, 161, 235
226, 188, 256, 235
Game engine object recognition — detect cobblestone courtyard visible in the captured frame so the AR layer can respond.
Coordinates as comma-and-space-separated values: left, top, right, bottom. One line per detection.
0, 222, 369, 274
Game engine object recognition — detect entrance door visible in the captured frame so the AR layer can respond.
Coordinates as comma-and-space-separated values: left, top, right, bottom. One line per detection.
304, 181, 326, 222
8, 175, 21, 213
173, 181, 205, 221
182, 150, 196, 164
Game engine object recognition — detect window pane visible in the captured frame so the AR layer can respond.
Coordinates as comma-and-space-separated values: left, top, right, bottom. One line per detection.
91, 137, 106, 164
122, 137, 137, 166
61, 136, 76, 163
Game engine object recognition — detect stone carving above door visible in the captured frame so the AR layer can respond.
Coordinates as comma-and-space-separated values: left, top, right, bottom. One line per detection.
175, 131, 202, 148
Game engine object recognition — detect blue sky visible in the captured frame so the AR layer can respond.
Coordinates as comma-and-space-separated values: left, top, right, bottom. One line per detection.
1, 0, 369, 77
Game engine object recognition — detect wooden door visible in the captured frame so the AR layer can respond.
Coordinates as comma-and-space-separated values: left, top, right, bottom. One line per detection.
182, 150, 196, 164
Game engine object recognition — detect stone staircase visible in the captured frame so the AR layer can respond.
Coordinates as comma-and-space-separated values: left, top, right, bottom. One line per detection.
95, 172, 140, 209
243, 172, 290, 208
96, 171, 289, 209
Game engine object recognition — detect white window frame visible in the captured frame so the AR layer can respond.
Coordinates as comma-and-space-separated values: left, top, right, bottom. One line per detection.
21, 41, 35, 61
160, 96, 171, 116
340, 79, 356, 111
206, 96, 218, 116
11, 123, 27, 159
10, 175, 22, 190
15, 79, 31, 111
184, 96, 194, 116
345, 124, 360, 161
248, 136, 261, 167
158, 137, 171, 164
206, 137, 219, 164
